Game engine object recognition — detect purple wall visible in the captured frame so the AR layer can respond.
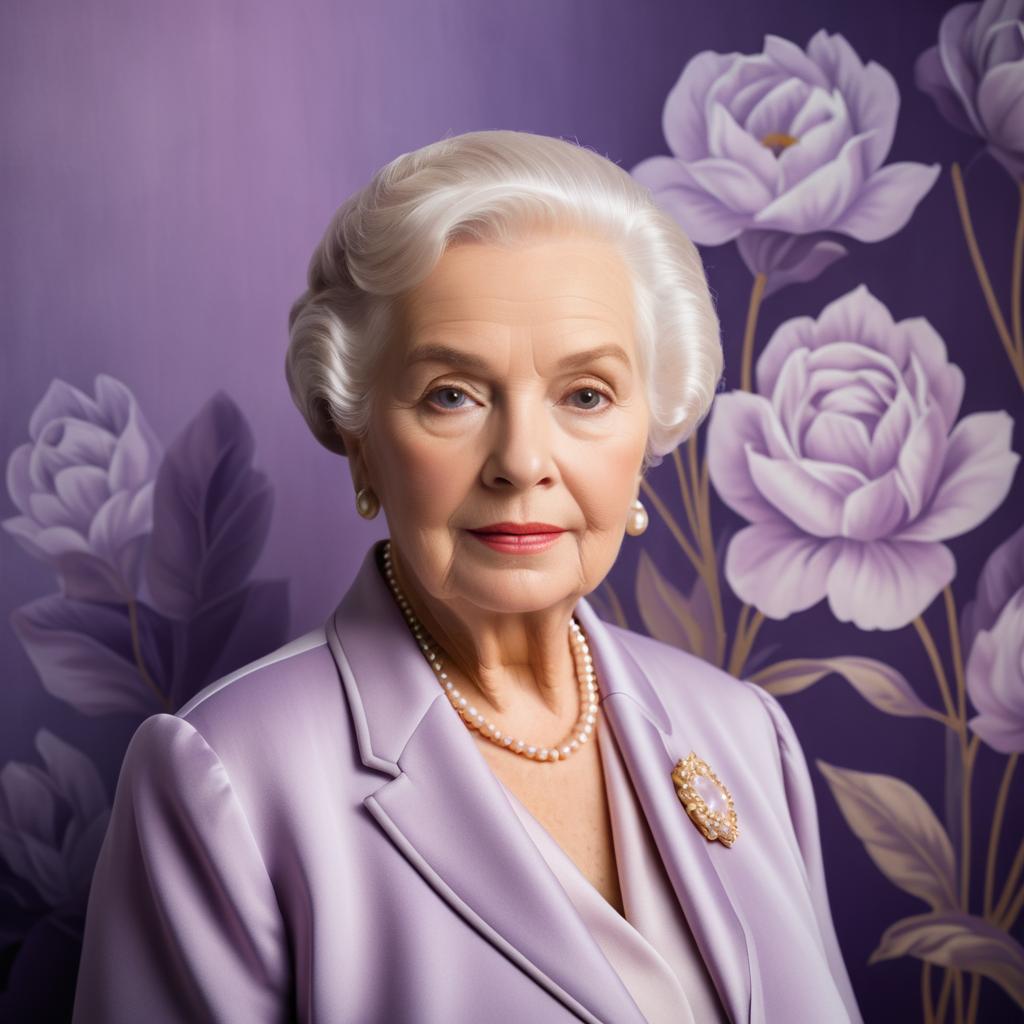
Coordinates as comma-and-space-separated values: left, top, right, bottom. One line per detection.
2, 1, 1021, 1020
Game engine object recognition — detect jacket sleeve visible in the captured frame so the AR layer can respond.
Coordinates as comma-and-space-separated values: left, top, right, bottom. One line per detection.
72, 713, 292, 1024
743, 682, 864, 1024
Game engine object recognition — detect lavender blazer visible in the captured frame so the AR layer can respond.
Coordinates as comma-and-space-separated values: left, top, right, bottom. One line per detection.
72, 541, 863, 1023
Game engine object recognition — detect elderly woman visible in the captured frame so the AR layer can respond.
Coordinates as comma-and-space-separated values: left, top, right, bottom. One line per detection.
73, 130, 863, 1024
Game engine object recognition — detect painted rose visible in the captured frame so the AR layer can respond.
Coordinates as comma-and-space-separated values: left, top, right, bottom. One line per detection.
706, 284, 1019, 630
632, 30, 940, 295
0, 730, 110, 914
3, 374, 162, 603
961, 523, 1024, 753
915, 0, 1024, 181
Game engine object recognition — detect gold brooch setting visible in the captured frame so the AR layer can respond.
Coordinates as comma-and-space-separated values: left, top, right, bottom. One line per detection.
672, 752, 739, 847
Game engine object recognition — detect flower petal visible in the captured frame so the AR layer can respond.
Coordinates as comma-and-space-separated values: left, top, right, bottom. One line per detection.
108, 395, 162, 492
816, 283, 898, 349
753, 131, 875, 234
841, 470, 911, 541
915, 45, 977, 137
895, 316, 964, 431
745, 76, 812, 146
707, 102, 779, 192
827, 538, 956, 630
779, 92, 853, 191
34, 731, 108, 822
706, 391, 797, 522
724, 521, 837, 619
747, 448, 847, 536
53, 466, 109, 523
28, 492, 75, 530
894, 402, 949, 522
663, 49, 739, 161
803, 410, 872, 468
685, 156, 776, 214
631, 155, 750, 243
830, 161, 941, 242
808, 30, 900, 167
27, 380, 102, 444
5, 444, 34, 516
763, 33, 830, 88
757, 314, 820, 397
897, 410, 1020, 541
977, 58, 1024, 154
937, 2, 985, 136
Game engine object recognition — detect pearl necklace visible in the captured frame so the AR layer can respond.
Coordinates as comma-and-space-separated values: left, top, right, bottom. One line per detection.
380, 539, 599, 763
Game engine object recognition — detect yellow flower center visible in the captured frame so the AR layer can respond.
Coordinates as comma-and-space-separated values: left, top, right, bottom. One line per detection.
761, 132, 798, 153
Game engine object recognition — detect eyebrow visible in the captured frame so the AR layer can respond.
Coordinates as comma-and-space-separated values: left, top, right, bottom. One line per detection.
404, 342, 632, 373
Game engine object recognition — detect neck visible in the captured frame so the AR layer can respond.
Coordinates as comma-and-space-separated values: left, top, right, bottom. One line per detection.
385, 541, 582, 725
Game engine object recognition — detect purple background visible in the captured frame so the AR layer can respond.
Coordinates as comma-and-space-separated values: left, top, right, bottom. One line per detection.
2, 1, 1021, 1021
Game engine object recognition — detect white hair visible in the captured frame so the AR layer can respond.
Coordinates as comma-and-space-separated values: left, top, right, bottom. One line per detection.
285, 129, 722, 473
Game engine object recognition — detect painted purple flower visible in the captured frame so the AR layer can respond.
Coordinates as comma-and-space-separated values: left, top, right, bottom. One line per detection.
915, 0, 1024, 181
632, 31, 940, 295
706, 284, 1019, 630
961, 524, 1024, 752
3, 375, 162, 603
0, 730, 109, 914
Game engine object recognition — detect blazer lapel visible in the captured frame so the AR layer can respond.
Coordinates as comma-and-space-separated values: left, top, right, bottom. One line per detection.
573, 598, 754, 1024
325, 543, 647, 1024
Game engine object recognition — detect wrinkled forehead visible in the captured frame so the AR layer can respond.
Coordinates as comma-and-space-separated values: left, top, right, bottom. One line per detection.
396, 235, 638, 361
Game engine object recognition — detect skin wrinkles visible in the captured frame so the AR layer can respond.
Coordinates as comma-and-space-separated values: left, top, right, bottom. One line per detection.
339, 232, 650, 744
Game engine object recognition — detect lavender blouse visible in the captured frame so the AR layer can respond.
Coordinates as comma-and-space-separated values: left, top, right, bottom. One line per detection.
498, 712, 730, 1023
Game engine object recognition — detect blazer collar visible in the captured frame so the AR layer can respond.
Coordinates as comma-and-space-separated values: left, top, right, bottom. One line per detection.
325, 541, 753, 1023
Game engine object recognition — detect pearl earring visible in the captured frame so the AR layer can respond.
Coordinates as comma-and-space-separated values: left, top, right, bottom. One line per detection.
356, 487, 380, 520
625, 498, 648, 536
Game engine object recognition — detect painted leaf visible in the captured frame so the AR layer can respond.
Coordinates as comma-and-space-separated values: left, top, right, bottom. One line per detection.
870, 911, 1024, 1010
10, 594, 170, 716
169, 578, 290, 708
816, 760, 958, 911
635, 549, 714, 659
752, 656, 944, 721
146, 392, 273, 622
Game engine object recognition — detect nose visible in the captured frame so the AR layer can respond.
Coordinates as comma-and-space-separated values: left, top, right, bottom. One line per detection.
482, 392, 557, 490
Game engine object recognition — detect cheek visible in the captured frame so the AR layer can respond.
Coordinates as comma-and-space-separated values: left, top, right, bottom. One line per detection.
564, 434, 644, 531
377, 424, 472, 524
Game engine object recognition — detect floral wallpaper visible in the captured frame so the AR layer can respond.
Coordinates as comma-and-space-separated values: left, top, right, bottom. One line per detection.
591, 6, 1023, 1022
1, 1, 1021, 1021
0, 383, 290, 1015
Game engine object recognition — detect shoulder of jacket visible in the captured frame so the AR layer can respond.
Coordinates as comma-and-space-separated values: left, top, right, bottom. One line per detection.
605, 621, 760, 704
175, 625, 331, 722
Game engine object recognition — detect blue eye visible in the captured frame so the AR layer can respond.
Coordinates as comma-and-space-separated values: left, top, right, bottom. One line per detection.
427, 386, 475, 411
568, 387, 609, 411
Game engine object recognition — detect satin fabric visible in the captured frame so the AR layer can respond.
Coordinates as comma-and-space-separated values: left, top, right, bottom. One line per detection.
497, 711, 729, 1024
72, 540, 864, 1023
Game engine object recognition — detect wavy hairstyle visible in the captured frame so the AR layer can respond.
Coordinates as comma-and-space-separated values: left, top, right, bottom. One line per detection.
285, 129, 722, 473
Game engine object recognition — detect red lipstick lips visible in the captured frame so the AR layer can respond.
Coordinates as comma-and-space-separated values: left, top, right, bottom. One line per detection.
468, 522, 565, 554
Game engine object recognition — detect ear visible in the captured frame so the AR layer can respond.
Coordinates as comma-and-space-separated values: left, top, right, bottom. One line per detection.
338, 428, 372, 494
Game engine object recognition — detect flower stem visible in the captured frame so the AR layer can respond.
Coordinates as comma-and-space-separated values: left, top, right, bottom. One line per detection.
1013, 180, 1024, 360
600, 579, 630, 630
936, 968, 953, 1023
912, 614, 959, 723
922, 962, 936, 1024
950, 163, 1024, 391
740, 272, 768, 393
727, 604, 764, 678
994, 835, 1024, 926
127, 597, 171, 711
640, 476, 701, 568
966, 972, 981, 1024
984, 753, 1018, 917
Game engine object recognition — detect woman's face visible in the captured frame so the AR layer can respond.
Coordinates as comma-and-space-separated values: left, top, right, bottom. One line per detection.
347, 231, 650, 616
